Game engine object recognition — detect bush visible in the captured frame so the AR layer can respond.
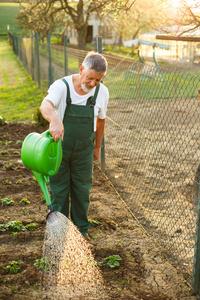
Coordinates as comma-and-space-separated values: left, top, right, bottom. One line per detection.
32, 107, 49, 128
0, 116, 7, 126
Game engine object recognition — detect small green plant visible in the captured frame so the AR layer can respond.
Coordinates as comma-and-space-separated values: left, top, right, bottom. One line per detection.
8, 285, 17, 293
0, 150, 8, 155
0, 224, 6, 232
5, 260, 23, 274
25, 223, 38, 231
41, 195, 45, 202
98, 255, 122, 268
5, 221, 26, 232
0, 116, 7, 126
34, 257, 53, 272
16, 178, 24, 183
13, 150, 21, 154
6, 162, 14, 169
32, 107, 49, 127
0, 141, 13, 145
1, 198, 15, 207
89, 219, 102, 226
33, 282, 40, 292
20, 197, 30, 205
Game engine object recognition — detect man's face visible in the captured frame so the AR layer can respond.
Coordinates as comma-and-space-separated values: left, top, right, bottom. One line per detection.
79, 65, 105, 93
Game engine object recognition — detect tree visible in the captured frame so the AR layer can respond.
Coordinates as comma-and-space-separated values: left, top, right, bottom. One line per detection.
16, 1, 67, 40
17, 0, 135, 49
158, 0, 200, 36
114, 0, 166, 41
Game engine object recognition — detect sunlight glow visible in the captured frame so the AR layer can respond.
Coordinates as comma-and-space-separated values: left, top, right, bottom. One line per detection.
170, 0, 200, 8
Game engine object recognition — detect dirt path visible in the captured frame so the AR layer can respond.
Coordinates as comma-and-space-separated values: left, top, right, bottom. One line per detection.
0, 123, 196, 299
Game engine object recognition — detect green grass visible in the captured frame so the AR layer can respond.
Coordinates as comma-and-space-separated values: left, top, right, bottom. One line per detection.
0, 36, 44, 122
0, 3, 25, 35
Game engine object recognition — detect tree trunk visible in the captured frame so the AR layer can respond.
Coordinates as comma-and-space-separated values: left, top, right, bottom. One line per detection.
77, 26, 87, 50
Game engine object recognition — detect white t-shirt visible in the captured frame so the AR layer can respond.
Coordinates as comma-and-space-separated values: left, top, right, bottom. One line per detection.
43, 75, 109, 132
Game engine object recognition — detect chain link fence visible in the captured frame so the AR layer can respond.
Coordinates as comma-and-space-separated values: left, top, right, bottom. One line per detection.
8, 32, 200, 290
102, 52, 200, 287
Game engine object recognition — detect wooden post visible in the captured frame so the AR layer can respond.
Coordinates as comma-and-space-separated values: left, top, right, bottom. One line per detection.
192, 90, 200, 295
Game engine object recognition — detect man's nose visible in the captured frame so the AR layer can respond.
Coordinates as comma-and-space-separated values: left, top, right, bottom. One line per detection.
90, 79, 97, 87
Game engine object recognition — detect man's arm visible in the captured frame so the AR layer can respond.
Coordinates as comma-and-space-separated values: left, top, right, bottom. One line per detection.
93, 117, 105, 161
40, 100, 64, 142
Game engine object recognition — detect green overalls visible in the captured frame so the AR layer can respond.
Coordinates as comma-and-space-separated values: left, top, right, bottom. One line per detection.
49, 78, 100, 236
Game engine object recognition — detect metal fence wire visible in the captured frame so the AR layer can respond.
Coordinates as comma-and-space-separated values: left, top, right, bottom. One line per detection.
8, 32, 200, 289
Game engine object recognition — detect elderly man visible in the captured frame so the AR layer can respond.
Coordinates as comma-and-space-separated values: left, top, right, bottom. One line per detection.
40, 51, 109, 240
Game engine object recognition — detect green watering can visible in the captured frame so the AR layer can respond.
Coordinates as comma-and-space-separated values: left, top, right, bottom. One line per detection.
21, 130, 62, 213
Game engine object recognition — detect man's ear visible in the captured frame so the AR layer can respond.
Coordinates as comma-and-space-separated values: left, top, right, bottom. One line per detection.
79, 65, 84, 74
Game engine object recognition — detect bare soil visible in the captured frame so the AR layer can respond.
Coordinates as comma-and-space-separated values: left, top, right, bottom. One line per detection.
0, 123, 197, 300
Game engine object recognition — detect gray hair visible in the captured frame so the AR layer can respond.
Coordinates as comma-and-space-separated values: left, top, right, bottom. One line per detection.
82, 51, 108, 74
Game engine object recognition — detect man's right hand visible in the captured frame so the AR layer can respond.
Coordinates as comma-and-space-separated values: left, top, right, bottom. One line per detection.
40, 100, 64, 143
49, 116, 64, 143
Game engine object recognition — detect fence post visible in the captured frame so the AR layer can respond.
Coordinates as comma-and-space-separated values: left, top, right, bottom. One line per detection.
64, 35, 68, 76
48, 31, 53, 87
31, 32, 34, 80
192, 166, 200, 294
192, 92, 200, 295
96, 36, 105, 173
35, 32, 41, 88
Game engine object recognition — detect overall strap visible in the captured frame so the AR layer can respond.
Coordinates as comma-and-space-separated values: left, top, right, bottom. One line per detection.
61, 78, 71, 106
86, 84, 100, 107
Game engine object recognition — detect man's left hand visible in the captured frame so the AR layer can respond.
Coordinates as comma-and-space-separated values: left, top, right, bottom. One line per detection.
93, 147, 100, 161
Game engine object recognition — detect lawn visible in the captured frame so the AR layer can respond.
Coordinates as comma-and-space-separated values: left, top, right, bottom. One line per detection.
0, 3, 24, 35
0, 36, 44, 122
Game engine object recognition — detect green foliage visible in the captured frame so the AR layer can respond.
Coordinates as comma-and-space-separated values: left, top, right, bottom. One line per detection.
32, 107, 49, 128
0, 220, 38, 233
0, 141, 13, 145
4, 221, 26, 232
0, 150, 8, 155
34, 257, 53, 272
1, 198, 15, 207
0, 116, 7, 126
6, 162, 14, 169
25, 223, 38, 231
5, 260, 23, 274
89, 219, 102, 226
20, 197, 30, 205
98, 255, 122, 268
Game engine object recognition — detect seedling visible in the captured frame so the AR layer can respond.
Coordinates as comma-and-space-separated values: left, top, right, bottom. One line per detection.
6, 162, 14, 169
5, 221, 26, 232
1, 198, 15, 207
98, 255, 122, 268
41, 195, 45, 202
34, 257, 55, 272
0, 150, 8, 155
25, 223, 38, 231
33, 282, 40, 292
16, 178, 24, 183
0, 141, 13, 145
13, 150, 21, 154
20, 197, 30, 205
0, 224, 6, 232
89, 219, 102, 226
5, 260, 23, 274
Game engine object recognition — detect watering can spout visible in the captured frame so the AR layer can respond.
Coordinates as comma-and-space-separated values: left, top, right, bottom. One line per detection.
32, 170, 52, 210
